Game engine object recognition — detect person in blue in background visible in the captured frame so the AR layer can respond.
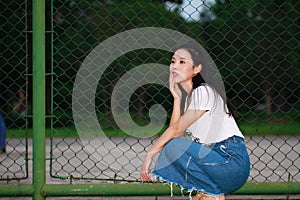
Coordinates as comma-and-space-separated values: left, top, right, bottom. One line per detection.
0, 81, 6, 154
0, 113, 6, 153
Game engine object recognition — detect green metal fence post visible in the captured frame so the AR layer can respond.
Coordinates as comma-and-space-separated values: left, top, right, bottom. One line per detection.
32, 0, 46, 199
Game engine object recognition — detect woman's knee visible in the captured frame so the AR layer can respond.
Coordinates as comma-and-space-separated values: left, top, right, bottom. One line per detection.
163, 138, 192, 156
165, 138, 186, 149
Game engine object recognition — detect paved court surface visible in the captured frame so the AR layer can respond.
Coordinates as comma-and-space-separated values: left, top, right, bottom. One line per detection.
1, 136, 300, 199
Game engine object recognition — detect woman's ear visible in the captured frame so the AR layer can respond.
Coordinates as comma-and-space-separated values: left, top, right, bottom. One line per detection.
194, 64, 202, 74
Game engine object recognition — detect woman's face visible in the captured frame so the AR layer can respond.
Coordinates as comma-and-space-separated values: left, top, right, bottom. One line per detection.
170, 48, 199, 84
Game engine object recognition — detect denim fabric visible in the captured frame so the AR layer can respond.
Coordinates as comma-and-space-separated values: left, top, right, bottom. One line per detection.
153, 136, 250, 195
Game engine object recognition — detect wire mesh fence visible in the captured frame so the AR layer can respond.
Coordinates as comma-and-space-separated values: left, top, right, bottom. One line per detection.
1, 0, 299, 187
0, 0, 29, 181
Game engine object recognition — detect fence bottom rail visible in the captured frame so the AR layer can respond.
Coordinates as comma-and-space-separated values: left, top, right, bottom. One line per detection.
0, 182, 300, 197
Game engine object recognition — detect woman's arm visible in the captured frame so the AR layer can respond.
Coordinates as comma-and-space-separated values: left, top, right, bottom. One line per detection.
149, 109, 206, 155
169, 75, 182, 125
169, 99, 181, 125
140, 109, 206, 182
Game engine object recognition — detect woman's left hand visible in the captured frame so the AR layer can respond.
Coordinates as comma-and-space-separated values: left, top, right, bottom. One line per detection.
169, 74, 182, 101
140, 154, 153, 182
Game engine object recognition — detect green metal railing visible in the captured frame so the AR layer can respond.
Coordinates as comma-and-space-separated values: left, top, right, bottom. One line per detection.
0, 0, 299, 199
32, 0, 46, 198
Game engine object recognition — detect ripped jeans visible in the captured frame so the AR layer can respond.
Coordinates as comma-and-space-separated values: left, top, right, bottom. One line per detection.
153, 136, 250, 196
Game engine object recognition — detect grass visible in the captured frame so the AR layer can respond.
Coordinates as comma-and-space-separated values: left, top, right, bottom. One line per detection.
6, 120, 300, 138
239, 121, 300, 136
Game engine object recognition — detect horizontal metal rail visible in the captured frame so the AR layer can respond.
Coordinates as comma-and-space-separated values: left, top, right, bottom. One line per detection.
1, 182, 300, 197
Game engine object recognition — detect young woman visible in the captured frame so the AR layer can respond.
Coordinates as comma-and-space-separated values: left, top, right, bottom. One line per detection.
140, 44, 250, 200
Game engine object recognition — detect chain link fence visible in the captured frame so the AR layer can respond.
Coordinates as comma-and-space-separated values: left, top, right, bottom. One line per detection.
0, 0, 29, 181
1, 0, 300, 187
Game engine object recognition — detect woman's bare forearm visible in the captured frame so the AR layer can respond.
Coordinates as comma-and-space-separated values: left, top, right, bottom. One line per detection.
148, 101, 181, 158
169, 99, 181, 125
147, 110, 206, 159
147, 125, 178, 158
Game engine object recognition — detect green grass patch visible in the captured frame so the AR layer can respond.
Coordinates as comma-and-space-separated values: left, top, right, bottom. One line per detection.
6, 119, 300, 138
239, 121, 300, 136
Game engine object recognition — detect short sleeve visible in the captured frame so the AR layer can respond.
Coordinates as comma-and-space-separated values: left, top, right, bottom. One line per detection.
187, 85, 215, 110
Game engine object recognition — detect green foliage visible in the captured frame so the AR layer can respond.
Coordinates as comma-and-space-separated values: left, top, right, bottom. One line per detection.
52, 0, 197, 128
201, 0, 300, 116
1, 0, 299, 128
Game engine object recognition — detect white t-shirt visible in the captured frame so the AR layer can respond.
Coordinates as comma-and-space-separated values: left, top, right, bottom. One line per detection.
186, 84, 244, 144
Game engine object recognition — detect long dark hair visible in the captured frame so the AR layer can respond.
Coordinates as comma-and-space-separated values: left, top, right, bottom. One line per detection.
177, 42, 236, 117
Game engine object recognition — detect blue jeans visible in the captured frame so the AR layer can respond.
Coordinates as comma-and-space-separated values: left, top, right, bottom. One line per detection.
0, 113, 6, 151
153, 136, 250, 195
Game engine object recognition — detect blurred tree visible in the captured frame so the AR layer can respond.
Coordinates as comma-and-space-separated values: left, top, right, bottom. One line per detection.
113, 0, 183, 4
0, 0, 27, 120
201, 0, 299, 117
52, 0, 198, 126
157, 0, 183, 4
